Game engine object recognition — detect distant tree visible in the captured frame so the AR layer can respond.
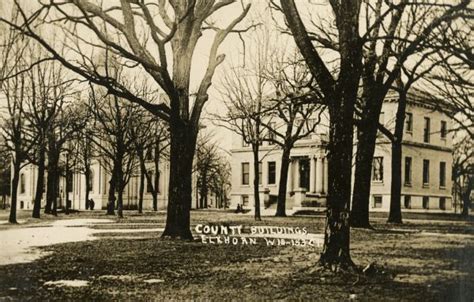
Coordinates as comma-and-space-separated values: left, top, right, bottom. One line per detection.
0, 65, 37, 223
69, 101, 95, 211
22, 55, 73, 218
144, 122, 170, 212
88, 86, 139, 218
218, 57, 273, 221
0, 142, 12, 209
130, 104, 164, 214
453, 135, 473, 216
0, 10, 36, 223
194, 133, 230, 209
262, 51, 324, 217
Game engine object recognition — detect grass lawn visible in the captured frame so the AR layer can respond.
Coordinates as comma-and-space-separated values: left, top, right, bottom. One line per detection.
0, 209, 473, 301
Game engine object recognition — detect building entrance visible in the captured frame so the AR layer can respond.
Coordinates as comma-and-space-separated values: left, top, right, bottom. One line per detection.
299, 158, 310, 191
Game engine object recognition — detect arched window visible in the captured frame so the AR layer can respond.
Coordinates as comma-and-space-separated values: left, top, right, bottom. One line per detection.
20, 173, 25, 194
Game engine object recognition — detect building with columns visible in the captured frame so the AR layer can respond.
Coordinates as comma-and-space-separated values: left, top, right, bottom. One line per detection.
14, 158, 171, 211
14, 154, 218, 212
230, 92, 454, 213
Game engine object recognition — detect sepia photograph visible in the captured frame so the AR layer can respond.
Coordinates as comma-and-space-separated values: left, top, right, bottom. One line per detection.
0, 0, 472, 300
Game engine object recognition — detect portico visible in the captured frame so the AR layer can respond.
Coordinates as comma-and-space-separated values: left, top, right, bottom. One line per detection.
288, 155, 327, 195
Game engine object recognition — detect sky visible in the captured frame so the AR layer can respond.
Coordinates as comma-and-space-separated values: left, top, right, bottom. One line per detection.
2, 0, 468, 156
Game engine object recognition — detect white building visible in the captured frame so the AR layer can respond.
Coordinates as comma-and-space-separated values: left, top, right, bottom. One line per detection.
14, 158, 171, 211
230, 92, 454, 213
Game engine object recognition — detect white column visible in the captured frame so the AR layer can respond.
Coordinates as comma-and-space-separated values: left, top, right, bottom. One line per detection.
309, 157, 316, 193
316, 157, 323, 193
324, 158, 329, 194
287, 160, 293, 192
294, 159, 300, 189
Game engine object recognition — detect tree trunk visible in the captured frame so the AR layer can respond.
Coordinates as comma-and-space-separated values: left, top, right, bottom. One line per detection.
117, 183, 124, 218
276, 147, 291, 217
388, 91, 407, 223
152, 142, 161, 211
32, 144, 46, 218
144, 163, 158, 211
279, 0, 361, 270
138, 152, 145, 214
45, 143, 60, 214
319, 107, 356, 270
106, 165, 117, 215
351, 96, 382, 229
461, 179, 472, 216
388, 139, 403, 223
51, 175, 58, 216
319, 4, 361, 267
9, 162, 20, 224
45, 151, 59, 215
252, 144, 261, 221
84, 168, 90, 211
162, 124, 196, 239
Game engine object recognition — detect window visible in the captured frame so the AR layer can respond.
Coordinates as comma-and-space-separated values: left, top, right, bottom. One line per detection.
440, 197, 446, 210
423, 117, 430, 143
404, 195, 411, 209
440, 121, 447, 139
423, 159, 430, 186
268, 162, 276, 185
242, 195, 249, 206
258, 162, 262, 185
372, 157, 384, 182
439, 162, 446, 188
20, 173, 25, 194
373, 195, 383, 208
405, 113, 413, 132
404, 157, 412, 185
242, 137, 249, 147
241, 163, 249, 185
423, 196, 429, 209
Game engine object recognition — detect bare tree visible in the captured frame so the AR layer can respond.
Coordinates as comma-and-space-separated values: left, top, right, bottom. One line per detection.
129, 105, 165, 214
1, 0, 252, 239
0, 67, 37, 223
452, 135, 473, 216
144, 122, 170, 212
194, 133, 230, 209
88, 85, 139, 218
217, 51, 276, 221
277, 0, 363, 270
68, 101, 95, 211
262, 51, 324, 217
0, 8, 36, 223
22, 55, 74, 218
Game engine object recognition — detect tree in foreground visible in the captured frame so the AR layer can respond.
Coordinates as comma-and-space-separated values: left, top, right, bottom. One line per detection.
278, 0, 363, 270
2, 0, 251, 239
351, 0, 470, 228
